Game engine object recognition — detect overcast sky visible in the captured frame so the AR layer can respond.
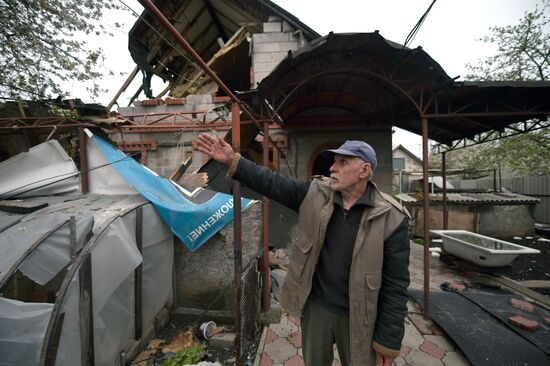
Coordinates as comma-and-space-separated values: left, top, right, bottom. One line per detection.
74, 0, 543, 157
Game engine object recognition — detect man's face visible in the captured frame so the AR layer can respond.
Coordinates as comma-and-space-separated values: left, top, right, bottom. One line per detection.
329, 154, 370, 192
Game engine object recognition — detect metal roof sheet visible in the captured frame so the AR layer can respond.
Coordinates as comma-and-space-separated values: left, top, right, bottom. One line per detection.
397, 192, 540, 204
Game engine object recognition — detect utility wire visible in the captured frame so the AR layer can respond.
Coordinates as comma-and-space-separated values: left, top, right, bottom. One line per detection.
404, 0, 437, 48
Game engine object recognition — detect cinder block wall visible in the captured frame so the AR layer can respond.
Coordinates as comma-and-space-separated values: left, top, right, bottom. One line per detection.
251, 16, 305, 87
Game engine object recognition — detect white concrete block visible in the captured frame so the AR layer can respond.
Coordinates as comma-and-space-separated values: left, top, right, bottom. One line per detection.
282, 21, 294, 33
253, 41, 299, 53
252, 32, 291, 43
252, 51, 288, 63
254, 61, 280, 73
263, 21, 282, 33
253, 72, 269, 86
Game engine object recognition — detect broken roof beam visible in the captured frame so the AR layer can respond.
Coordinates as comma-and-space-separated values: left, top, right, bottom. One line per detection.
174, 26, 248, 97
107, 66, 139, 111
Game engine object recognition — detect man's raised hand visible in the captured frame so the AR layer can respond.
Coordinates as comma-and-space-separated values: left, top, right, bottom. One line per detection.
196, 133, 235, 165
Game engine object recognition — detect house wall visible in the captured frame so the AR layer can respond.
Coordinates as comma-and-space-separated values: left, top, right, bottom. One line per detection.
251, 16, 304, 87
271, 129, 393, 193
406, 203, 536, 238
393, 148, 422, 171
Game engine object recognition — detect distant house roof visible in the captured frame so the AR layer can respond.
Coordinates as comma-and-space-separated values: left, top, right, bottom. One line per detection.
393, 144, 422, 165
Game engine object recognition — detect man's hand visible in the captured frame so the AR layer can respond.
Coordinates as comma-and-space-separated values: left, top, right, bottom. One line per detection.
375, 352, 394, 366
196, 133, 235, 164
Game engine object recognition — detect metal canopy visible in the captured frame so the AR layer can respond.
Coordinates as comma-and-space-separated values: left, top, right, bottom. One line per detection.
257, 32, 550, 148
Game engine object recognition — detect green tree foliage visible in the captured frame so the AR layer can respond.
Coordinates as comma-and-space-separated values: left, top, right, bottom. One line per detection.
465, 0, 549, 81
431, 0, 550, 177
0, 0, 122, 100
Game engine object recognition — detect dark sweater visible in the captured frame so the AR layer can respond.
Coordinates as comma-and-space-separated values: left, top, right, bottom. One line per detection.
233, 156, 408, 318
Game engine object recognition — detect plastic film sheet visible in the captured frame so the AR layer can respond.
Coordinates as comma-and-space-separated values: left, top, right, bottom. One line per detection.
91, 211, 141, 314
0, 140, 80, 199
94, 274, 135, 366
0, 212, 23, 233
0, 213, 68, 284
0, 298, 53, 365
86, 131, 137, 196
140, 204, 174, 325
19, 216, 94, 286
87, 130, 253, 251
54, 274, 81, 366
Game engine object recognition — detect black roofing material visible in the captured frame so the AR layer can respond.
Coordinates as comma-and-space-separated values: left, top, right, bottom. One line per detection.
459, 287, 550, 355
257, 32, 550, 146
409, 288, 550, 366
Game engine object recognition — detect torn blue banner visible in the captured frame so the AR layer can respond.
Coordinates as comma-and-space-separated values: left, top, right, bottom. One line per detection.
88, 132, 253, 251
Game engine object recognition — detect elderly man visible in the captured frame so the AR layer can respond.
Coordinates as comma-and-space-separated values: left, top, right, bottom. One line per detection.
197, 134, 410, 366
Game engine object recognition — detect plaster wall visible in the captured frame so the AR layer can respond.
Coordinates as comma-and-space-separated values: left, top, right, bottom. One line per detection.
278, 129, 393, 194
406, 204, 536, 238
393, 148, 422, 171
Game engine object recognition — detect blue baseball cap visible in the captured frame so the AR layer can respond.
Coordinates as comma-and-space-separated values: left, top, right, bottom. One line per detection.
322, 140, 377, 170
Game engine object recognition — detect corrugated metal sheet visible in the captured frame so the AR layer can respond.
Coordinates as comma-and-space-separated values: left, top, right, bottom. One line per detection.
450, 175, 550, 223
397, 192, 539, 204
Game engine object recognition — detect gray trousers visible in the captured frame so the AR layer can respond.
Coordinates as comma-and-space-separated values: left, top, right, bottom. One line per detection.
301, 299, 351, 366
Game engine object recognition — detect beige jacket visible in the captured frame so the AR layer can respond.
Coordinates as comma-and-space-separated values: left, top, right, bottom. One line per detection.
280, 177, 410, 365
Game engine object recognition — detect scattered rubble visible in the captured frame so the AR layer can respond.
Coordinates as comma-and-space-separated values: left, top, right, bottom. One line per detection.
508, 315, 539, 332
510, 298, 534, 312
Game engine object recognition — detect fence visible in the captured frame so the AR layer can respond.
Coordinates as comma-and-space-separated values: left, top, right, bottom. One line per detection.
451, 174, 550, 224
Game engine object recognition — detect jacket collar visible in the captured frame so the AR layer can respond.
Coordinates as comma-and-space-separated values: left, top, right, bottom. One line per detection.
314, 177, 390, 219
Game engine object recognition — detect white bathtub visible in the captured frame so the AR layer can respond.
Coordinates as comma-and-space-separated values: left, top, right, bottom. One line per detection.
430, 230, 540, 267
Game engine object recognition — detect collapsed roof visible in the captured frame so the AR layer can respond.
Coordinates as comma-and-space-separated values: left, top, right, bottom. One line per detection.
128, 0, 319, 99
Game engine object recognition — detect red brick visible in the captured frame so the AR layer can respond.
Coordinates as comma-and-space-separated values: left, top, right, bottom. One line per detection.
141, 99, 159, 106
419, 340, 446, 359
449, 282, 466, 291
265, 328, 278, 344
259, 352, 274, 366
165, 97, 186, 105
213, 96, 231, 103
287, 331, 301, 348
400, 345, 411, 357
283, 354, 304, 366
508, 315, 538, 331
288, 314, 301, 326
510, 298, 534, 312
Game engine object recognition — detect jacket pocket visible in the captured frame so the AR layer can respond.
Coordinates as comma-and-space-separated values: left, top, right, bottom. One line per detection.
288, 233, 313, 281
365, 272, 382, 325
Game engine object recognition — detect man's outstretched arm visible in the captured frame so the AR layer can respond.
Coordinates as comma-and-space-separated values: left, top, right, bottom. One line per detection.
197, 133, 310, 211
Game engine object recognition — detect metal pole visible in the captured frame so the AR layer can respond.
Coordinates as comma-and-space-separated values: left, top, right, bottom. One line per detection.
421, 117, 431, 320
136, 0, 265, 131
231, 103, 243, 366
442, 151, 448, 230
79, 128, 89, 194
262, 122, 271, 311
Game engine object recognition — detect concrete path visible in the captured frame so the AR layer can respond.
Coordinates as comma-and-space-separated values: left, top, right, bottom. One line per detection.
253, 242, 472, 366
